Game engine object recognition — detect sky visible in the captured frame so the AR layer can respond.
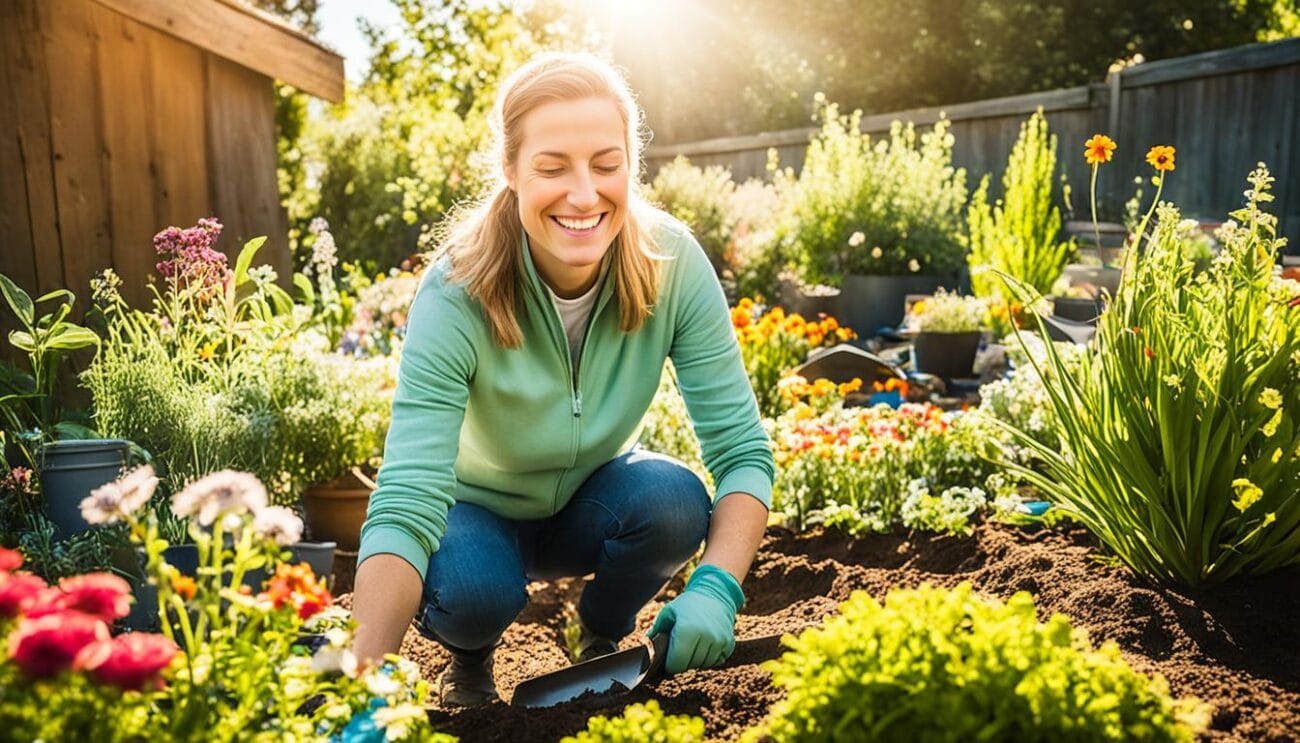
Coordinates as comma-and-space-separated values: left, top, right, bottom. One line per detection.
314, 0, 403, 82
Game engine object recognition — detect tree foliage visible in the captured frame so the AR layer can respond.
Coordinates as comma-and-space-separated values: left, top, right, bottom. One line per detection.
565, 0, 1286, 143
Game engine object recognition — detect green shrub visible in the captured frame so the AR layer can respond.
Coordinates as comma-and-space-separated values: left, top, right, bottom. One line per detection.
966, 109, 1074, 299
998, 165, 1300, 586
562, 701, 704, 743
647, 157, 737, 274
745, 583, 1208, 743
778, 97, 967, 285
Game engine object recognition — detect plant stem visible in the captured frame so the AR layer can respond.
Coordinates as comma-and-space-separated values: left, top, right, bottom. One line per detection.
1088, 163, 1109, 269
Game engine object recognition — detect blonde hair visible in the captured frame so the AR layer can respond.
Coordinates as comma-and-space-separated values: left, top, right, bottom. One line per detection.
440, 52, 665, 348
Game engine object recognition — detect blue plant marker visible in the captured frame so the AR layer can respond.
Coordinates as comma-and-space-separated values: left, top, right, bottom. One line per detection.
868, 391, 903, 408
1022, 501, 1052, 516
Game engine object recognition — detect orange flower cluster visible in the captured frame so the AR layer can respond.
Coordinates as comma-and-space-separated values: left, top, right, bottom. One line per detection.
731, 298, 856, 347
259, 562, 332, 620
1145, 145, 1176, 172
779, 376, 863, 406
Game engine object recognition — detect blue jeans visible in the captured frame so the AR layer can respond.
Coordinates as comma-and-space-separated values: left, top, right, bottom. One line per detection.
413, 449, 712, 652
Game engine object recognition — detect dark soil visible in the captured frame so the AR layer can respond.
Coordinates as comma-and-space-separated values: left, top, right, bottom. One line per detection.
340, 522, 1300, 742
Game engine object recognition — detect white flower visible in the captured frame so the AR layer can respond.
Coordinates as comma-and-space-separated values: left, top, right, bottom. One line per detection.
311, 645, 356, 675
871, 246, 883, 259
848, 231, 865, 247
365, 668, 401, 696
253, 505, 304, 546
80, 465, 159, 524
171, 470, 268, 526
372, 703, 427, 741
908, 258, 921, 272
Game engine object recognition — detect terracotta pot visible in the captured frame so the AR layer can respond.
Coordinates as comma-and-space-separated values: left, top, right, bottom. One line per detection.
302, 467, 376, 552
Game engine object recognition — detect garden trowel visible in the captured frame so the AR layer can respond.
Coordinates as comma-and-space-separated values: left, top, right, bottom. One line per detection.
508, 631, 786, 709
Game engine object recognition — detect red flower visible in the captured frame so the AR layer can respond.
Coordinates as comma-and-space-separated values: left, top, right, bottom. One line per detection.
1289, 296, 1300, 309
26, 573, 132, 624
7, 612, 109, 678
0, 572, 48, 618
0, 547, 22, 573
74, 632, 178, 691
1144, 346, 1156, 359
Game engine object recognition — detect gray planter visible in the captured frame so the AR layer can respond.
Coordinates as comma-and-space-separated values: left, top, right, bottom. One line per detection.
37, 439, 130, 539
839, 274, 959, 339
912, 331, 982, 380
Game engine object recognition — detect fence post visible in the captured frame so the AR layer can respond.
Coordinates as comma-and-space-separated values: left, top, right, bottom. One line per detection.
1107, 69, 1122, 138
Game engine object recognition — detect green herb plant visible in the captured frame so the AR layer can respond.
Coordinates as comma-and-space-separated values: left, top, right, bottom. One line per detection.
745, 583, 1208, 742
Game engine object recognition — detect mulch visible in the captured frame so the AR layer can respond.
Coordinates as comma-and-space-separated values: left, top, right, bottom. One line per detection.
339, 521, 1300, 742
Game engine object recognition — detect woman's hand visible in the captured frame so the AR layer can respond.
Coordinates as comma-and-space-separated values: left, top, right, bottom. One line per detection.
648, 563, 744, 673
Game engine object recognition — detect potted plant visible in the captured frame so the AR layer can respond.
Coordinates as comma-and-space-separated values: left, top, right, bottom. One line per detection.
777, 101, 968, 338
905, 290, 987, 380
0, 273, 130, 539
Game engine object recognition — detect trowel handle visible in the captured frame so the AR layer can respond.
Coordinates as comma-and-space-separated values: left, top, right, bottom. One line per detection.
643, 630, 671, 682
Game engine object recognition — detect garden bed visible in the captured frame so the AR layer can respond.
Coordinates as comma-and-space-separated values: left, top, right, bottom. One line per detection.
339, 522, 1300, 742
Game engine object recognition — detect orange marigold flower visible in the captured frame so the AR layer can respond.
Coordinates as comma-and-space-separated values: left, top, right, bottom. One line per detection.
730, 306, 752, 329
1131, 326, 1142, 334
170, 573, 197, 601
1085, 134, 1117, 165
1146, 145, 1175, 172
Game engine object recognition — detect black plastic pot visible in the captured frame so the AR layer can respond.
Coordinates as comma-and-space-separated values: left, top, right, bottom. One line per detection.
37, 439, 131, 538
839, 274, 960, 339
1052, 296, 1106, 324
912, 331, 982, 380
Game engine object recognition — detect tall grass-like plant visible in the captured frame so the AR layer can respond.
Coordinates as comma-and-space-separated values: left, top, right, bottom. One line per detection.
966, 109, 1073, 298
998, 162, 1300, 586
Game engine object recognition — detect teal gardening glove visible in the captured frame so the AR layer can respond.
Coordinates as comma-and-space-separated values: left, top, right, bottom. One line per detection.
649, 564, 745, 674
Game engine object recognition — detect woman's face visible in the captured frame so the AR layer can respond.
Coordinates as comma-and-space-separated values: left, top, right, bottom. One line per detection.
507, 96, 629, 298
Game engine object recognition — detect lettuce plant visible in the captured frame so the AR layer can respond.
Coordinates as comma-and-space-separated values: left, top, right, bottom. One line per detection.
746, 583, 1208, 743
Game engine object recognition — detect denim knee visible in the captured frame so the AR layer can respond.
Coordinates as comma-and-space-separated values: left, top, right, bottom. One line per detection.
622, 451, 712, 563
415, 573, 528, 651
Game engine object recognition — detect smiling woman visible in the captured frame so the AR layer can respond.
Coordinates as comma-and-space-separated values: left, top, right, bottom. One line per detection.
347, 51, 776, 713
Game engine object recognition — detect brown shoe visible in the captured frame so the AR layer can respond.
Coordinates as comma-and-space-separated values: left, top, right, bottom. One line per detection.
438, 645, 500, 708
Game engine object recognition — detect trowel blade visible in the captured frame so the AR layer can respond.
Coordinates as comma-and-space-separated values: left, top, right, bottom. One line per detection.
509, 645, 650, 708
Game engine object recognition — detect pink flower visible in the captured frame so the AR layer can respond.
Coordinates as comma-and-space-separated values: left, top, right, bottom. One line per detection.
25, 573, 133, 623
75, 632, 178, 691
0, 572, 48, 618
0, 546, 22, 572
7, 612, 110, 678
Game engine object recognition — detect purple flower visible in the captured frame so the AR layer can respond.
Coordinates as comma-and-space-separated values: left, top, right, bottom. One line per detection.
153, 218, 231, 295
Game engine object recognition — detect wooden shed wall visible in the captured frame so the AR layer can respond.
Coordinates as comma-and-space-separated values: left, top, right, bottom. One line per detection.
0, 0, 289, 310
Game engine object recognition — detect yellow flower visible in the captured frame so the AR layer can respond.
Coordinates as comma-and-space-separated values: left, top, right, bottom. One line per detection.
1145, 145, 1176, 172
1262, 409, 1282, 438
1272, 447, 1283, 464
1258, 387, 1283, 410
1084, 134, 1117, 165
198, 340, 220, 361
1231, 478, 1263, 512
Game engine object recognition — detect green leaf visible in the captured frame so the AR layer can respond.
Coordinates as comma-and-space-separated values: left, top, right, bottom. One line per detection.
265, 284, 294, 315
234, 236, 268, 287
51, 421, 99, 440
293, 272, 315, 304
0, 273, 34, 327
45, 325, 100, 350
33, 288, 74, 308
8, 330, 35, 352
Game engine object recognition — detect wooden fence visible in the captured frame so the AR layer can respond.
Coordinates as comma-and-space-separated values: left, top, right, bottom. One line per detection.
645, 37, 1300, 251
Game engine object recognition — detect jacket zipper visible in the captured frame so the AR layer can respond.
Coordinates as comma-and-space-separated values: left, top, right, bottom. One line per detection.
540, 269, 609, 509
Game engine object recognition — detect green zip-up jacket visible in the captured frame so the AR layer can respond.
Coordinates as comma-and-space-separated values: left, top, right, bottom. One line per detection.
357, 216, 774, 581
